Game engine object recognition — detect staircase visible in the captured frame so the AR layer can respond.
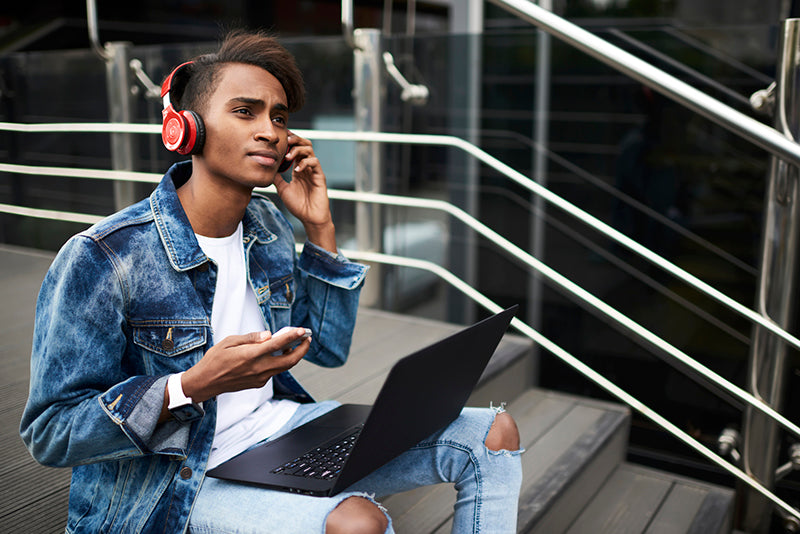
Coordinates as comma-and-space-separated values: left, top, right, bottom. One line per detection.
1, 246, 734, 533
306, 307, 735, 533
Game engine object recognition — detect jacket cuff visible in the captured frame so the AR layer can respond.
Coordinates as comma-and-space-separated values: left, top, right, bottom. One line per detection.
298, 241, 368, 290
99, 375, 190, 457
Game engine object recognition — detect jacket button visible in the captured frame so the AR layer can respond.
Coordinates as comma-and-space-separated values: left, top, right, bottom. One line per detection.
180, 467, 192, 479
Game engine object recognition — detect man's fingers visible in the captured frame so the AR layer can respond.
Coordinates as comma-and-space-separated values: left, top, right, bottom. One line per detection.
247, 330, 272, 344
221, 330, 271, 348
270, 337, 311, 367
217, 328, 312, 364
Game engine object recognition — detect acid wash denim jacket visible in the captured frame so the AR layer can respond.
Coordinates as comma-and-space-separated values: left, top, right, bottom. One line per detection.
19, 161, 368, 533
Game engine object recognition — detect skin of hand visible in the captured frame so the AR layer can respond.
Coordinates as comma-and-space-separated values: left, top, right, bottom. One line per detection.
159, 327, 311, 422
273, 132, 337, 253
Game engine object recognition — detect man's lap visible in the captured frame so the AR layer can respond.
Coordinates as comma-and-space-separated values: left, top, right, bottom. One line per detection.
190, 401, 500, 533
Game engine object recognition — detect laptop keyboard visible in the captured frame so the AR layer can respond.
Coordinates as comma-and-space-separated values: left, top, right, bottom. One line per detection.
271, 427, 362, 481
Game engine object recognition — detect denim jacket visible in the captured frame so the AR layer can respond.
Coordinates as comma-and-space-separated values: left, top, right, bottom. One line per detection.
20, 161, 368, 533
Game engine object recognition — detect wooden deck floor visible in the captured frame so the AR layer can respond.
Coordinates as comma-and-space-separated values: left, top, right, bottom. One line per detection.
0, 246, 71, 533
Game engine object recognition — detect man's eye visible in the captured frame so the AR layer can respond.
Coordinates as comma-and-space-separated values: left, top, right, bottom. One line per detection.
234, 108, 252, 116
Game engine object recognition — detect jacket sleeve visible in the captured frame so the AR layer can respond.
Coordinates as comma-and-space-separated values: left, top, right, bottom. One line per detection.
292, 240, 368, 368
19, 235, 189, 468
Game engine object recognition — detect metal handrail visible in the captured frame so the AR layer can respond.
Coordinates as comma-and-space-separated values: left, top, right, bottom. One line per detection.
3, 183, 798, 517
317, 189, 800, 440
2, 150, 799, 443
487, 0, 800, 168
341, 0, 359, 50
85, 0, 111, 62
3, 133, 800, 518
331, 248, 800, 521
1, 122, 798, 355
0, 119, 756, 274
0, 203, 103, 225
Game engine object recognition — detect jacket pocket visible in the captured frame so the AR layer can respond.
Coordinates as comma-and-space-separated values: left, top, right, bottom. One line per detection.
132, 322, 207, 358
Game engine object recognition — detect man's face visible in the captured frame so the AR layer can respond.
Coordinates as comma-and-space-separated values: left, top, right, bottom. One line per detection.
196, 62, 290, 191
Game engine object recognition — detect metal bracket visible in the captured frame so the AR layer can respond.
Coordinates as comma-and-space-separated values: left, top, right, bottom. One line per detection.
717, 426, 741, 464
382, 52, 429, 106
751, 81, 776, 116
777, 507, 800, 532
775, 443, 800, 481
129, 59, 162, 100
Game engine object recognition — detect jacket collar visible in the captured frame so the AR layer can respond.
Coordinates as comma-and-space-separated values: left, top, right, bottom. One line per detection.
150, 161, 276, 272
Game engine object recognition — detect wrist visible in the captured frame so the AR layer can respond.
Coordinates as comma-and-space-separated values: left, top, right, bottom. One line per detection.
303, 220, 337, 253
180, 367, 217, 405
167, 372, 204, 422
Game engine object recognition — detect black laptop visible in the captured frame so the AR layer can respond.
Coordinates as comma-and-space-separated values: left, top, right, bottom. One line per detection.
206, 305, 518, 496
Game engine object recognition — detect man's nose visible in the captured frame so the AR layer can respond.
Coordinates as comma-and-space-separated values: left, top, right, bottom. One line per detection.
254, 119, 279, 143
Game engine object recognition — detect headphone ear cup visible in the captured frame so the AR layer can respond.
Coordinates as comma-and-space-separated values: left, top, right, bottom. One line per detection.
162, 104, 188, 153
181, 110, 205, 155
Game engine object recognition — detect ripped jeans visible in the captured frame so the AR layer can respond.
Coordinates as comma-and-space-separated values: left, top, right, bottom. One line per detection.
188, 401, 524, 534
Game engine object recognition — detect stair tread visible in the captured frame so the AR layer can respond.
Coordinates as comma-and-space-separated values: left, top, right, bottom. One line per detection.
566, 462, 734, 534
384, 387, 631, 533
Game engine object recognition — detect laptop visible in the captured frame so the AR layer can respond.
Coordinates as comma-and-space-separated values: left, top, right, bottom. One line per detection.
206, 305, 518, 496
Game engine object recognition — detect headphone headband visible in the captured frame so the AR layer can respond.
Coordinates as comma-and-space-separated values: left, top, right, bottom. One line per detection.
161, 61, 193, 100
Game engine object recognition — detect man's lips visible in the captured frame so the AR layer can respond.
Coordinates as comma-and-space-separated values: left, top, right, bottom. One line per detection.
248, 151, 280, 167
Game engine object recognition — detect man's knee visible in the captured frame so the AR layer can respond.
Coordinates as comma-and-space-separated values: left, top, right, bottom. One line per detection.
485, 411, 521, 451
325, 496, 388, 534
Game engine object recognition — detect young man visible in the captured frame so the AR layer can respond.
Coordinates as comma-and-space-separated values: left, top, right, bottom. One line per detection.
20, 30, 522, 533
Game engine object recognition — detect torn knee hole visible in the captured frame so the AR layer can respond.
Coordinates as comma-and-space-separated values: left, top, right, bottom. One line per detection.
485, 411, 521, 451
326, 496, 388, 534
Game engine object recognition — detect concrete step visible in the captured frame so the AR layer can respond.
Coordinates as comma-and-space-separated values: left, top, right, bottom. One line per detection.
383, 384, 734, 534
340, 310, 733, 534
563, 462, 734, 534
0, 245, 734, 533
382, 387, 631, 533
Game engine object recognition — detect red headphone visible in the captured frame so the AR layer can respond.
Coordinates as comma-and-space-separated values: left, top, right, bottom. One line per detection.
161, 61, 205, 155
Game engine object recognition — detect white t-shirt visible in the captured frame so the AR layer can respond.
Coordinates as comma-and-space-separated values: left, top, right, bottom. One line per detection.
196, 222, 299, 470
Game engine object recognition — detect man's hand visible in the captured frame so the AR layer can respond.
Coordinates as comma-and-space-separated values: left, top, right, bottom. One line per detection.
272, 132, 337, 253
159, 328, 311, 422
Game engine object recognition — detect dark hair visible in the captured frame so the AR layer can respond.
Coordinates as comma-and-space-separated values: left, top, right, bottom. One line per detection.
176, 30, 305, 115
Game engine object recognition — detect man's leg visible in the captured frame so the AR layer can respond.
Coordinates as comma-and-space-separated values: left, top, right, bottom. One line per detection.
190, 477, 392, 534
486, 410, 520, 451
325, 496, 389, 534
348, 406, 524, 534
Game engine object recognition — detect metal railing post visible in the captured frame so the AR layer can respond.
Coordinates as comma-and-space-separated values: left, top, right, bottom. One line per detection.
104, 42, 138, 211
87, 0, 137, 210
740, 18, 800, 533
529, 0, 552, 363
353, 28, 385, 307
446, 0, 483, 325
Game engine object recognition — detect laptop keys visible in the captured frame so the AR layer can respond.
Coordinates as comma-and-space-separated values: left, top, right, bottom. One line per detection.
270, 428, 361, 480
